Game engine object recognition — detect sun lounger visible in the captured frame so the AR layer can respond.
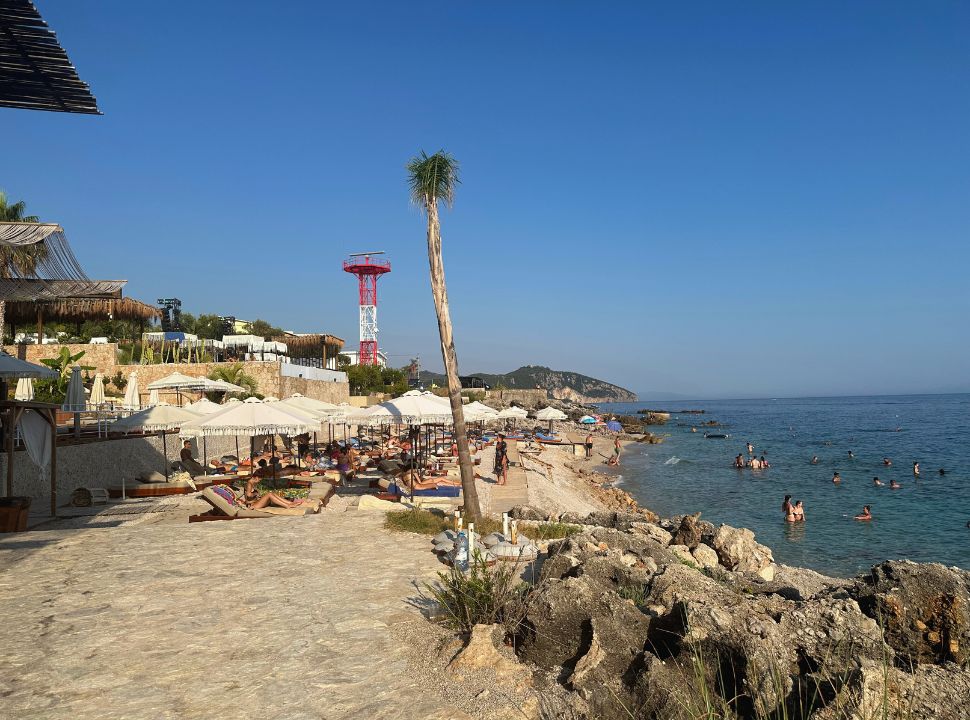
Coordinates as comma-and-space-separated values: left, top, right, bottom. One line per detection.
188, 485, 329, 522
386, 483, 461, 497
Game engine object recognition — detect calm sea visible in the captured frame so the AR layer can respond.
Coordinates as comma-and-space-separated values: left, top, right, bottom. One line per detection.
597, 395, 970, 577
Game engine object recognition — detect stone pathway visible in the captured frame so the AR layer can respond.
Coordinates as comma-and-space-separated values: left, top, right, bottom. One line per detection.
0, 508, 461, 719
486, 441, 529, 515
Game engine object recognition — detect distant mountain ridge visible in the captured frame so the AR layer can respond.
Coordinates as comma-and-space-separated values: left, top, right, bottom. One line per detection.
418, 365, 638, 404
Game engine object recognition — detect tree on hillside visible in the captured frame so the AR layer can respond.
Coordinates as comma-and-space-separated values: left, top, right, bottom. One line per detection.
249, 318, 284, 339
0, 191, 46, 342
407, 150, 481, 520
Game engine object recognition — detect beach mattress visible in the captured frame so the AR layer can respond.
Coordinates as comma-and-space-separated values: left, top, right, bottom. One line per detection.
387, 483, 461, 497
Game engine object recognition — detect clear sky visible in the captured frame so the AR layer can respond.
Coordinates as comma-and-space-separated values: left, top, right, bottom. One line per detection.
4, 2, 969, 399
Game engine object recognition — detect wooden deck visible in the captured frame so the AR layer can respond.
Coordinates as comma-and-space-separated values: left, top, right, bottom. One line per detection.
488, 440, 529, 514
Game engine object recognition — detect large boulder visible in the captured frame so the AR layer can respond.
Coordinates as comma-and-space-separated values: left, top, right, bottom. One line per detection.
850, 560, 970, 668
711, 524, 774, 574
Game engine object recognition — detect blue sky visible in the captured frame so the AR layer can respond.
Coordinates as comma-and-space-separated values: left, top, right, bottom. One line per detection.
3, 2, 968, 398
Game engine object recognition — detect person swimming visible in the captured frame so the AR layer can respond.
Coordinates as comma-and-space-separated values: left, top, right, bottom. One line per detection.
811, 455, 819, 465
890, 478, 902, 489
854, 505, 872, 521
913, 461, 920, 477
759, 455, 770, 468
792, 500, 805, 522
832, 471, 841, 484
746, 442, 754, 456
734, 454, 745, 469
873, 476, 884, 486
883, 458, 892, 466
782, 495, 793, 516
939, 468, 946, 476
848, 450, 855, 459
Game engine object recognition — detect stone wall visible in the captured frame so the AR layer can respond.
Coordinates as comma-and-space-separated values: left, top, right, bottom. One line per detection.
484, 388, 549, 408
4, 343, 118, 375
0, 433, 242, 512
278, 376, 351, 404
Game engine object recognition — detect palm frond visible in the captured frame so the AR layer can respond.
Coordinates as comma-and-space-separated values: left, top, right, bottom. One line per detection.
406, 150, 460, 210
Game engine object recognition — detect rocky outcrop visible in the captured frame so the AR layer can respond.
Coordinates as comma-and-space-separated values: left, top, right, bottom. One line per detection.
506, 518, 970, 720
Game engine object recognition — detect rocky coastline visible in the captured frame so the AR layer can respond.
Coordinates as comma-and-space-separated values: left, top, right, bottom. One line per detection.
415, 436, 970, 719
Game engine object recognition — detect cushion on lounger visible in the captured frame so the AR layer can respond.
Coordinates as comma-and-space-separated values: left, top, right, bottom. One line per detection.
203, 485, 239, 517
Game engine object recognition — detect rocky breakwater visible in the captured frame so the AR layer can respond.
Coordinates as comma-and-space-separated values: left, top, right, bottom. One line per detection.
474, 510, 970, 719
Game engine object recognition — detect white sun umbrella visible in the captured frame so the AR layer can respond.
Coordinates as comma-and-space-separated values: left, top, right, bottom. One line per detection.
123, 371, 140, 410
204, 378, 246, 393
148, 388, 160, 407
111, 402, 201, 479
146, 371, 206, 391
495, 406, 528, 420
185, 397, 223, 415
357, 391, 454, 426
0, 351, 57, 380
88, 373, 105, 407
465, 401, 498, 416
535, 407, 567, 421
14, 377, 33, 401
62, 366, 86, 412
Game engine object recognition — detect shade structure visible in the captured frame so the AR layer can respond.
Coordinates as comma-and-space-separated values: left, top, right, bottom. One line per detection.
0, 351, 57, 380
89, 373, 105, 407
62, 366, 86, 412
354, 391, 454, 426
14, 377, 33, 401
122, 372, 140, 410
464, 401, 498, 417
278, 393, 343, 419
146, 371, 206, 391
535, 407, 567, 421
606, 420, 623, 433
148, 388, 159, 406
180, 397, 316, 438
495, 406, 529, 420
203, 378, 246, 393
111, 402, 200, 433
578, 415, 597, 424
185, 397, 223, 415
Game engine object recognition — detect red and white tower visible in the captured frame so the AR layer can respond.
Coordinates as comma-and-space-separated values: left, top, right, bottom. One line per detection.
342, 252, 391, 365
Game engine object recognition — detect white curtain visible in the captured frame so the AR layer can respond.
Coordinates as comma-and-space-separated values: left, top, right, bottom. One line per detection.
18, 409, 52, 473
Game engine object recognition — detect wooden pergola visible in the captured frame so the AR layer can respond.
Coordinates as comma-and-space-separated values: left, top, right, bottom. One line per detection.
1, 399, 57, 515
4, 293, 161, 341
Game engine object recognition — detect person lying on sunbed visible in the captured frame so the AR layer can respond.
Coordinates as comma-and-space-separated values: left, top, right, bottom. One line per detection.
241, 476, 303, 510
397, 469, 461, 491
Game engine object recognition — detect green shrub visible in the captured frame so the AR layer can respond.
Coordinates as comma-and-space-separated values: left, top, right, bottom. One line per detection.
426, 552, 533, 636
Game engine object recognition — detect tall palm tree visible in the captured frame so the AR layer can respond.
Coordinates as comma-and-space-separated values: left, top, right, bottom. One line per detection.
407, 150, 482, 520
0, 190, 45, 343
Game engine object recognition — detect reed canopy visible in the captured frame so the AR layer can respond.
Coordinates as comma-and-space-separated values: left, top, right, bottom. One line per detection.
3, 296, 160, 326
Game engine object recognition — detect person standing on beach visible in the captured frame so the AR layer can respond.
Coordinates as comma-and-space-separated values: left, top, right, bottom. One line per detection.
614, 436, 621, 463
494, 434, 508, 486
584, 433, 593, 459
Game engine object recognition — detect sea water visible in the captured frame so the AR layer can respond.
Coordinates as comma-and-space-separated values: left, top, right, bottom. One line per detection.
598, 394, 970, 577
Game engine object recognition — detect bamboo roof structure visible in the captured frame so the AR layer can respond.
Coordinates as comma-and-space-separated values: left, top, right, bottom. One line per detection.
273, 334, 344, 359
3, 295, 160, 325
0, 0, 100, 114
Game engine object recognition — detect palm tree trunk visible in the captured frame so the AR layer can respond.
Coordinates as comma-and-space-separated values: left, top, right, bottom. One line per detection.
425, 197, 482, 520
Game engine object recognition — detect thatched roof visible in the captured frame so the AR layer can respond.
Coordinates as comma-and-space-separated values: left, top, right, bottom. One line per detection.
273, 334, 344, 353
4, 296, 161, 325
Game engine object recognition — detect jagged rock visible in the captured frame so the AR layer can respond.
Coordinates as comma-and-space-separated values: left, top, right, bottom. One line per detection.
754, 563, 852, 601
630, 522, 673, 546
711, 524, 774, 573
691, 543, 720, 570
671, 512, 702, 549
668, 544, 697, 566
510, 505, 549, 522
448, 623, 533, 686
850, 560, 970, 668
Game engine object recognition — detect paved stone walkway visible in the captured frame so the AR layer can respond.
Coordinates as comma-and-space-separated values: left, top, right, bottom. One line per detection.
487, 441, 529, 514
0, 508, 460, 719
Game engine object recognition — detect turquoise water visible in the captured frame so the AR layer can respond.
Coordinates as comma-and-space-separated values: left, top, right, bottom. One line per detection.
598, 395, 970, 577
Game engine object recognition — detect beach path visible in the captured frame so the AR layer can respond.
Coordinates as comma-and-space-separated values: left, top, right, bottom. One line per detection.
487, 440, 529, 514
0, 509, 464, 720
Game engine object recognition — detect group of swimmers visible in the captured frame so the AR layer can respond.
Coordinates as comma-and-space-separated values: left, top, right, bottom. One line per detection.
734, 442, 770, 469
782, 494, 872, 523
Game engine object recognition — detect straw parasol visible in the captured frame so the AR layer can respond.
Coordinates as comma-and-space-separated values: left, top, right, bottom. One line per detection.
89, 373, 105, 407
14, 377, 33, 401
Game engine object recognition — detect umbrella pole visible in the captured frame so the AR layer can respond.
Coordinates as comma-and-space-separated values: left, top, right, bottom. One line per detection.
203, 436, 207, 466
163, 431, 169, 480
235, 436, 240, 462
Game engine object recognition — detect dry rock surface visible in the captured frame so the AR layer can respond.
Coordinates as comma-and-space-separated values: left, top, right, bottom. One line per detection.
502, 506, 970, 720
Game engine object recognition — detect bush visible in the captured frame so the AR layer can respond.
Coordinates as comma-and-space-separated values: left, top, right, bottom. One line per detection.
426, 552, 533, 636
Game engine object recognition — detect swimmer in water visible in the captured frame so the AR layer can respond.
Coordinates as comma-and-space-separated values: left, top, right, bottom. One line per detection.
832, 471, 842, 484
913, 461, 920, 477
939, 468, 945, 476
734, 454, 745, 469
746, 442, 754, 455
793, 500, 805, 522
811, 455, 819, 465
890, 478, 902, 489
873, 476, 884, 486
782, 495, 793, 516
760, 455, 770, 468
848, 450, 854, 459
854, 505, 872, 521
883, 458, 892, 466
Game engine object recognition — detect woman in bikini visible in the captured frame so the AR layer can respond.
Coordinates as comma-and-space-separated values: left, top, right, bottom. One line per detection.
241, 477, 304, 510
